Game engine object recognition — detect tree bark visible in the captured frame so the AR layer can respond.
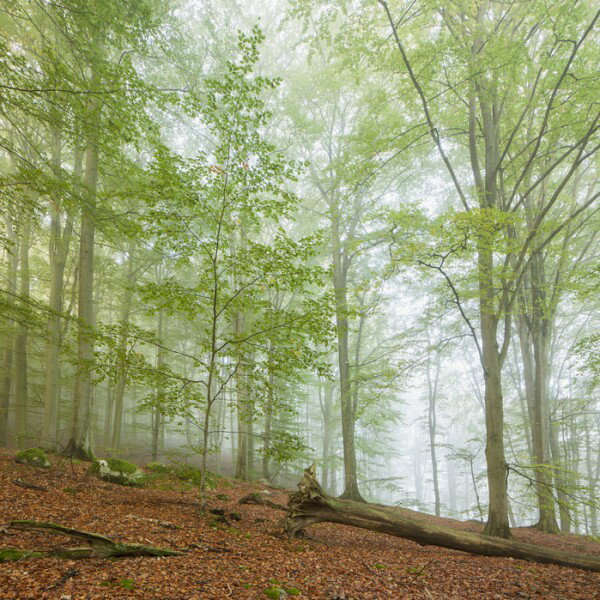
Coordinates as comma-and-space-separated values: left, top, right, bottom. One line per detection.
66, 109, 99, 459
549, 416, 571, 533
0, 217, 18, 447
331, 206, 363, 502
426, 351, 441, 516
111, 251, 135, 449
14, 217, 30, 448
262, 354, 274, 481
151, 310, 166, 462
285, 466, 600, 572
318, 379, 333, 493
41, 131, 75, 448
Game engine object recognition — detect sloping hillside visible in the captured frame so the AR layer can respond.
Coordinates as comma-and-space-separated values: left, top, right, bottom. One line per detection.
0, 450, 598, 599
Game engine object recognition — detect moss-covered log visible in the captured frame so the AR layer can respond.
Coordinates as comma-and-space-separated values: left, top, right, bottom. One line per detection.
0, 520, 183, 562
285, 466, 600, 573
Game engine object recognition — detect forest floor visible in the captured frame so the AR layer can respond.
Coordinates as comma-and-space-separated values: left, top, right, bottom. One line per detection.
0, 449, 599, 599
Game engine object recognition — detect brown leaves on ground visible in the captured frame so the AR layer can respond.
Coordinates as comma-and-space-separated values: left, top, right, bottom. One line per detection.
0, 449, 598, 599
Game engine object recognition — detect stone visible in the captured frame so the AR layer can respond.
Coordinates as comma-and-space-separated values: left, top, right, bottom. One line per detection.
15, 448, 50, 469
89, 458, 144, 486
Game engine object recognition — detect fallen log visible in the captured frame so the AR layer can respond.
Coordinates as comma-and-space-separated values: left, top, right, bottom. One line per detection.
284, 466, 600, 573
13, 479, 48, 492
0, 520, 183, 562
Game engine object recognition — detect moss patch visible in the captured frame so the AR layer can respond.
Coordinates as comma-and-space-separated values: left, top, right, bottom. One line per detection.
15, 448, 50, 469
0, 549, 45, 562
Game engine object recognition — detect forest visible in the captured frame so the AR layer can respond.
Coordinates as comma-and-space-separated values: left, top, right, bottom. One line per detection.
0, 0, 599, 598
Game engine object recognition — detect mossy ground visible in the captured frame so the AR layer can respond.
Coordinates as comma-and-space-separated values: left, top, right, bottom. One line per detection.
143, 462, 220, 491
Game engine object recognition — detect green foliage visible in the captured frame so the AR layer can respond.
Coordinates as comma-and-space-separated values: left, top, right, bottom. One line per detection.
145, 462, 219, 489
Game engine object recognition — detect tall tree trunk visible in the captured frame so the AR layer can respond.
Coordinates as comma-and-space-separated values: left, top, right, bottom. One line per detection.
14, 218, 30, 448
549, 416, 571, 533
151, 310, 165, 462
0, 218, 18, 446
584, 417, 598, 535
41, 133, 76, 448
66, 97, 99, 459
469, 88, 511, 538
262, 354, 275, 481
480, 310, 510, 538
318, 379, 333, 493
111, 252, 135, 449
103, 380, 114, 448
426, 353, 441, 516
331, 206, 363, 501
517, 240, 560, 533
235, 361, 249, 481
446, 456, 456, 515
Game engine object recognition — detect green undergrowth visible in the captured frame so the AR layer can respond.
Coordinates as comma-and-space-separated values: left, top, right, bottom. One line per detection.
100, 577, 137, 590
264, 580, 301, 598
144, 462, 220, 491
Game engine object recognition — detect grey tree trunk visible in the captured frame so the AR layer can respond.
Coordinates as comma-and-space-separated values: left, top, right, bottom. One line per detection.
151, 310, 166, 462
262, 355, 274, 481
426, 352, 441, 516
331, 206, 362, 501
0, 217, 18, 446
14, 217, 30, 448
66, 101, 99, 459
584, 417, 598, 535
41, 134, 76, 448
111, 252, 135, 449
318, 379, 334, 493
480, 310, 510, 538
549, 416, 571, 533
468, 88, 511, 538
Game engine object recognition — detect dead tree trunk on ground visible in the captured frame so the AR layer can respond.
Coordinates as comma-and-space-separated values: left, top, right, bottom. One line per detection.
284, 466, 600, 573
0, 520, 183, 561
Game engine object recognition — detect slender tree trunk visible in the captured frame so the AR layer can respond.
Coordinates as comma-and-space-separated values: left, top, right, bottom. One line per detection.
151, 310, 165, 462
111, 253, 135, 449
235, 362, 249, 480
42, 132, 76, 448
584, 417, 598, 535
480, 311, 510, 537
262, 356, 274, 481
319, 380, 333, 493
426, 352, 441, 516
0, 218, 18, 447
14, 218, 30, 448
446, 456, 456, 515
468, 87, 511, 538
517, 245, 560, 533
66, 99, 99, 459
103, 381, 114, 448
549, 416, 570, 533
332, 207, 362, 501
